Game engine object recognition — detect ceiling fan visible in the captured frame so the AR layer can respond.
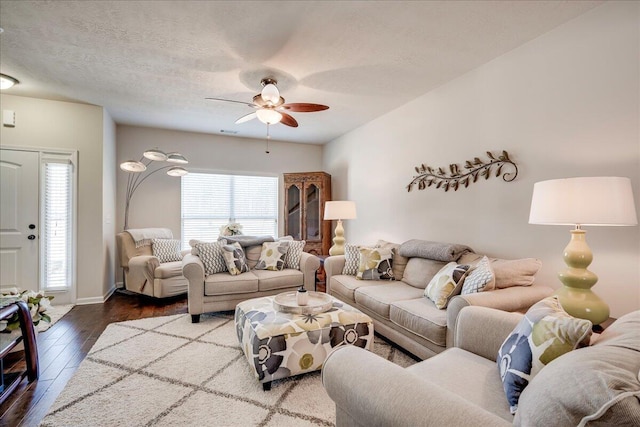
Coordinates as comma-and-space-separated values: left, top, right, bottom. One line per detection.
206, 78, 329, 128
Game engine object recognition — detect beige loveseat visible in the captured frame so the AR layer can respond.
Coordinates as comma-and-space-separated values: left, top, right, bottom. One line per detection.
116, 229, 189, 298
323, 306, 640, 426
324, 240, 553, 359
183, 238, 320, 323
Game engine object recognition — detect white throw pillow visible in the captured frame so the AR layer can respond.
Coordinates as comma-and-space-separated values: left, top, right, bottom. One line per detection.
255, 241, 290, 271
195, 240, 228, 275
151, 238, 182, 263
461, 256, 495, 294
284, 240, 306, 270
342, 244, 360, 275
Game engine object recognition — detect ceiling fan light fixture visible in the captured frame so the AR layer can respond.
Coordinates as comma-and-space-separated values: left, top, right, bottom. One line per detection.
0, 73, 19, 90
256, 108, 282, 125
120, 160, 147, 172
166, 152, 189, 164
143, 147, 168, 161
166, 166, 188, 177
261, 83, 280, 105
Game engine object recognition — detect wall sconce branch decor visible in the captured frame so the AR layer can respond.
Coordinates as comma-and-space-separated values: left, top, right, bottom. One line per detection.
407, 151, 518, 192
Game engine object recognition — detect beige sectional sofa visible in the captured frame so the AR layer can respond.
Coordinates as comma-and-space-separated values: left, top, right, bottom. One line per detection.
183, 238, 320, 323
323, 306, 640, 426
324, 240, 553, 359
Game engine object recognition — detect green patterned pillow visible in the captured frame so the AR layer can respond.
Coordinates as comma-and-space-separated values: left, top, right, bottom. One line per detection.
497, 296, 592, 414
255, 241, 290, 271
222, 242, 249, 276
424, 262, 470, 309
357, 247, 394, 280
195, 240, 228, 275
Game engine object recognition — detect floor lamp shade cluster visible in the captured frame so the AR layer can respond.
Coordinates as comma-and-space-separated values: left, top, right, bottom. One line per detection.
529, 176, 637, 324
324, 201, 357, 256
120, 148, 188, 230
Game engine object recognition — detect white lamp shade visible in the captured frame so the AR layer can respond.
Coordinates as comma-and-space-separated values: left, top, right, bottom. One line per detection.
261, 83, 280, 104
324, 201, 357, 220
256, 108, 282, 125
529, 177, 637, 226
166, 166, 188, 177
120, 160, 147, 172
166, 152, 188, 164
143, 148, 167, 161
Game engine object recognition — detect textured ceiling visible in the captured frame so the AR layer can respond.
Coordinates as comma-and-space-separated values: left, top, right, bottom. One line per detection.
0, 1, 601, 144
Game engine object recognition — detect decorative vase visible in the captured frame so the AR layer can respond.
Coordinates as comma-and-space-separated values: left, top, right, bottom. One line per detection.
296, 288, 308, 306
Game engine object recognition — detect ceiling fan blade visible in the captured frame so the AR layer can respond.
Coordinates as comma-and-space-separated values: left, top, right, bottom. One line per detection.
280, 112, 299, 128
205, 97, 256, 108
279, 103, 329, 113
235, 112, 257, 124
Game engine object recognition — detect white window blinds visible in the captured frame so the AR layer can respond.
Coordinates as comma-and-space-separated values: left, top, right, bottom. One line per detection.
42, 161, 73, 290
181, 173, 278, 248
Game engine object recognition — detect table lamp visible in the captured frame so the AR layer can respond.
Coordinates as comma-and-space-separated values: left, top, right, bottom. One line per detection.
324, 201, 357, 256
529, 177, 637, 325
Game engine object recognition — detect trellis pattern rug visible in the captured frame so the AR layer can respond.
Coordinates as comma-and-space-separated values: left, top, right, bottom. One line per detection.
40, 312, 417, 426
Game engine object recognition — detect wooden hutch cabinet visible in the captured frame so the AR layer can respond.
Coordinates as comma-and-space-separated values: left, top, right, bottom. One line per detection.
283, 172, 332, 255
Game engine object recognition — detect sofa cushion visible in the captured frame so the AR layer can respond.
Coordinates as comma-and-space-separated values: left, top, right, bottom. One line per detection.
424, 262, 470, 309
462, 256, 496, 294
342, 243, 360, 275
407, 348, 512, 422
330, 275, 387, 302
497, 296, 592, 414
357, 246, 395, 280
244, 244, 262, 270
222, 243, 250, 276
354, 283, 424, 318
389, 298, 448, 347
204, 271, 259, 296
154, 260, 183, 279
151, 238, 182, 263
255, 241, 289, 271
252, 268, 303, 291
283, 240, 305, 270
195, 240, 228, 275
376, 240, 409, 281
401, 258, 447, 289
459, 253, 542, 289
515, 310, 640, 426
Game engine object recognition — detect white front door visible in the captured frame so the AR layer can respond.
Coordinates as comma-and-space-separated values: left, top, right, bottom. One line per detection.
0, 149, 39, 292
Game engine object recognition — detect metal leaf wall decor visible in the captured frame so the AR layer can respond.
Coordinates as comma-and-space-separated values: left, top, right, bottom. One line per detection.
407, 151, 518, 192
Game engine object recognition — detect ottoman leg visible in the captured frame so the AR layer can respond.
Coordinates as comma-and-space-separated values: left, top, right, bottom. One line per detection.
191, 314, 200, 323
262, 382, 272, 391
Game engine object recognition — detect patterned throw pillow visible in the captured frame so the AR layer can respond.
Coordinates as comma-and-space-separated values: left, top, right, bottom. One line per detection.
255, 241, 290, 271
497, 296, 592, 414
222, 242, 249, 276
424, 262, 470, 309
284, 240, 305, 270
357, 247, 394, 280
342, 244, 360, 275
195, 240, 228, 275
151, 239, 182, 263
461, 256, 495, 294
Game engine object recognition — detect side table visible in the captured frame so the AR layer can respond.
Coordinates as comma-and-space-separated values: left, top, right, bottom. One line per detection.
315, 255, 329, 292
0, 299, 39, 404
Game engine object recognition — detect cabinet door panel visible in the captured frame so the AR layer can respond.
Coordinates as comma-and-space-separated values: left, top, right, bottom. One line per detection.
285, 184, 302, 240
305, 183, 321, 242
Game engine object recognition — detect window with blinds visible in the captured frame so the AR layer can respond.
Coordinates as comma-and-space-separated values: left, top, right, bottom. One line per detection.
181, 173, 278, 248
41, 161, 73, 290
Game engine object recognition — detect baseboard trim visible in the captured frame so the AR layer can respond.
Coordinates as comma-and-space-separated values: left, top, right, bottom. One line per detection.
75, 285, 116, 305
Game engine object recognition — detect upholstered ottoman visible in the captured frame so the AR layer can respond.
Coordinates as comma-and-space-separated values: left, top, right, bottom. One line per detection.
235, 295, 374, 390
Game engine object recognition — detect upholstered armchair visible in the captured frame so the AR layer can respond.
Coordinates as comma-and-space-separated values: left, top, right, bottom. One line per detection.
116, 228, 189, 298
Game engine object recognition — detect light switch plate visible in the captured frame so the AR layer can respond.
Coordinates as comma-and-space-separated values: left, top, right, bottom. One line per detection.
3, 110, 15, 127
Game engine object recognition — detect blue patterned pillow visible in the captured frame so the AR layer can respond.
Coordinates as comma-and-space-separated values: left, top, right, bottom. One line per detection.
497, 296, 592, 414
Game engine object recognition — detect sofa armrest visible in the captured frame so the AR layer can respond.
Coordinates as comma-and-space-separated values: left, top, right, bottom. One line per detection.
183, 254, 205, 314
323, 346, 510, 427
445, 285, 553, 347
126, 255, 159, 293
324, 255, 346, 294
454, 306, 523, 361
300, 252, 321, 291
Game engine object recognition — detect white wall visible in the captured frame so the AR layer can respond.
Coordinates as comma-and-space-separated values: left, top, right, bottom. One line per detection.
102, 110, 117, 299
115, 126, 323, 280
323, 2, 640, 318
0, 94, 114, 303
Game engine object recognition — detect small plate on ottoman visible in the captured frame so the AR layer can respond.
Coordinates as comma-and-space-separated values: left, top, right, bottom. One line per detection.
273, 291, 333, 315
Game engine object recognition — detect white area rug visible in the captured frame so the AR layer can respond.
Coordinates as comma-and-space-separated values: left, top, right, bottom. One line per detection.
40, 312, 416, 426
38, 304, 75, 332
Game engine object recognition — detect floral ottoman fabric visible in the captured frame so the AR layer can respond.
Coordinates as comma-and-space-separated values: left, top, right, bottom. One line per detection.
235, 296, 374, 387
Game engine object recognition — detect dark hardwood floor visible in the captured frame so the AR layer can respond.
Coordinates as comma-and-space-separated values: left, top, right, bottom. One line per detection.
0, 291, 188, 427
